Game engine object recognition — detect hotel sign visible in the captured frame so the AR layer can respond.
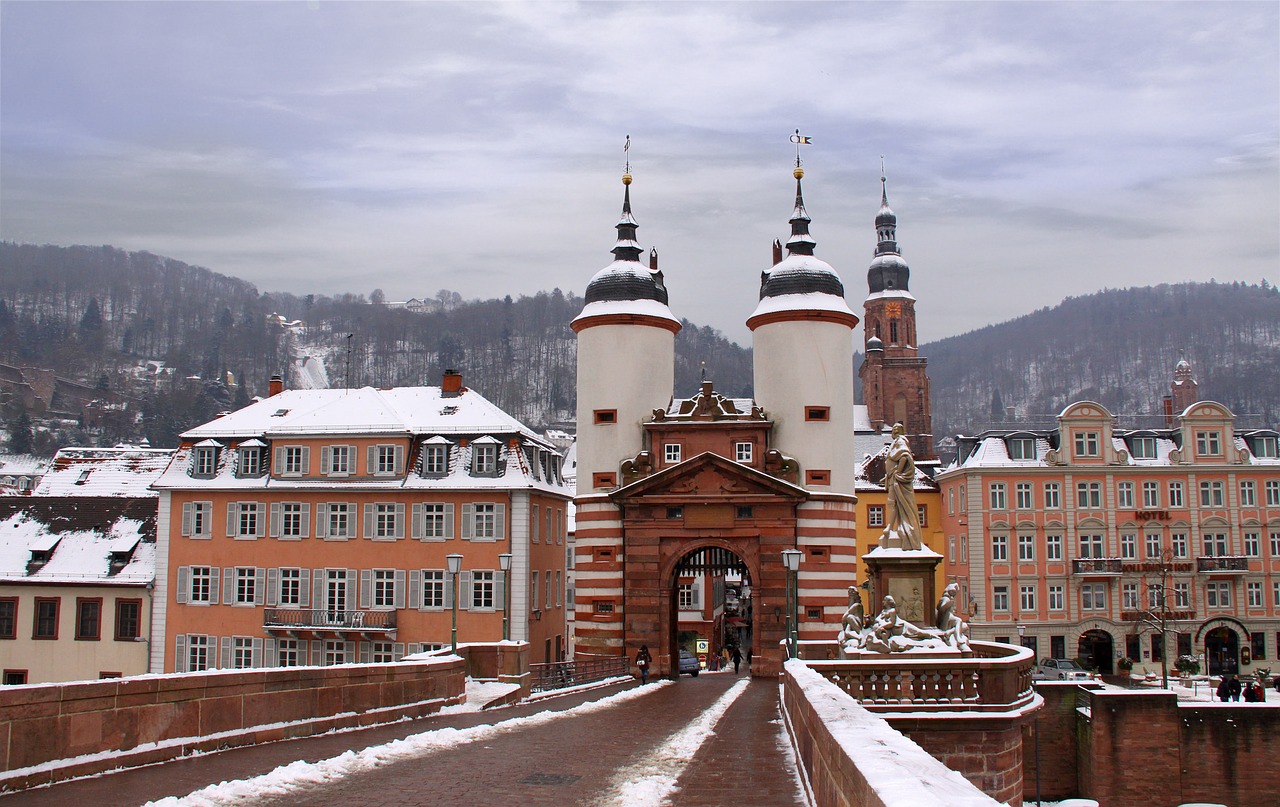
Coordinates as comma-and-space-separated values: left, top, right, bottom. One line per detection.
1134, 510, 1171, 521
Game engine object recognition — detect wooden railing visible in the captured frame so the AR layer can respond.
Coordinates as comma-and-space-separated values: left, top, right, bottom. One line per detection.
531, 654, 630, 693
800, 641, 1036, 713
263, 609, 397, 631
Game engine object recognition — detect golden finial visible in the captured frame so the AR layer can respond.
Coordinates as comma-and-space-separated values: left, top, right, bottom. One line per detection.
794, 166, 804, 180
623, 134, 632, 184
623, 172, 632, 186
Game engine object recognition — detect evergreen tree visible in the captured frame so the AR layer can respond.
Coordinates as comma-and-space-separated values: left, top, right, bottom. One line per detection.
7, 411, 35, 455
990, 388, 1005, 422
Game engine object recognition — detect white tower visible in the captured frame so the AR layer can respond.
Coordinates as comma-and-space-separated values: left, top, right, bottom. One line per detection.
747, 164, 859, 492
572, 172, 680, 492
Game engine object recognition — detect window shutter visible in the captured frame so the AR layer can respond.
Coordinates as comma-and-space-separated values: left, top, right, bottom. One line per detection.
312, 571, 325, 612
182, 503, 194, 536
321, 446, 331, 474
532, 505, 539, 543
394, 570, 407, 609
409, 570, 423, 609
220, 637, 232, 668
344, 640, 356, 661
300, 447, 311, 475
360, 641, 371, 664
496, 571, 506, 612
346, 570, 357, 613
299, 569, 311, 607
359, 570, 372, 609
461, 504, 474, 539
255, 568, 266, 605
394, 504, 405, 539
316, 504, 329, 538
226, 503, 237, 537
256, 504, 267, 537
300, 506, 310, 538
311, 640, 322, 665
274, 446, 285, 473
393, 642, 405, 660
364, 503, 375, 539
265, 638, 277, 668
267, 568, 279, 607
349, 503, 358, 536
223, 568, 235, 604
460, 571, 473, 610
367, 446, 377, 474
443, 573, 454, 609
495, 504, 506, 539
175, 635, 187, 673
394, 445, 405, 474
176, 566, 190, 604
210, 567, 221, 603
412, 504, 424, 539
270, 503, 282, 538
252, 637, 264, 667
444, 503, 455, 539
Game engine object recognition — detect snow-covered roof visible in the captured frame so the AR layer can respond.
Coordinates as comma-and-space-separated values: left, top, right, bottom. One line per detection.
33, 448, 173, 497
864, 289, 917, 302
571, 298, 680, 328
855, 443, 939, 492
748, 290, 856, 322
0, 499, 156, 585
0, 454, 48, 476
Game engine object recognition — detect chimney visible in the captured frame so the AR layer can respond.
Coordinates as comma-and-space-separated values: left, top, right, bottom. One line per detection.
1163, 395, 1175, 426
650, 248, 659, 272
772, 239, 783, 266
268, 375, 283, 397
442, 369, 463, 397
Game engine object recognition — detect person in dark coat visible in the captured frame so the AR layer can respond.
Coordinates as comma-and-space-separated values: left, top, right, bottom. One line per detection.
1216, 674, 1233, 702
1229, 674, 1243, 701
731, 645, 743, 674
636, 645, 652, 684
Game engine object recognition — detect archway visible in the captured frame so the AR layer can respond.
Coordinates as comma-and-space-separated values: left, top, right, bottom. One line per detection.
666, 544, 753, 679
1078, 629, 1114, 674
1205, 626, 1239, 676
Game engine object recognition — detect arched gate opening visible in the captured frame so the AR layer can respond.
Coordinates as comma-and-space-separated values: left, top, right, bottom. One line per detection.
666, 545, 753, 679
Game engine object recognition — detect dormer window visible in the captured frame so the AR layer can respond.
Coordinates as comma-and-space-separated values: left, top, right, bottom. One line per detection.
192, 445, 219, 478
237, 445, 264, 477
1006, 437, 1036, 460
422, 441, 450, 476
472, 440, 499, 477
1129, 436, 1157, 460
1195, 431, 1222, 457
1251, 435, 1278, 458
1073, 431, 1100, 458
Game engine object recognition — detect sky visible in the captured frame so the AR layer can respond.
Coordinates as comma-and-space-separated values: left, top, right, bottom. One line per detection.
2, 1, 1277, 346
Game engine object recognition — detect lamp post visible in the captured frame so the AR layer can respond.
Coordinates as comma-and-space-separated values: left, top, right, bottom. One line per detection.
1017, 623, 1026, 647
498, 552, 513, 641
447, 553, 463, 655
781, 549, 802, 659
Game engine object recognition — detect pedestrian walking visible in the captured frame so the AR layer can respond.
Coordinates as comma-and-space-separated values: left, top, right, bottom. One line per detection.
1216, 674, 1233, 702
636, 644, 652, 684
731, 645, 743, 674
1229, 674, 1242, 701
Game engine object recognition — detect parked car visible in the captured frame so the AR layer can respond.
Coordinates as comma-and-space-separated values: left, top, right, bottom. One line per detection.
1034, 658, 1093, 681
678, 649, 700, 677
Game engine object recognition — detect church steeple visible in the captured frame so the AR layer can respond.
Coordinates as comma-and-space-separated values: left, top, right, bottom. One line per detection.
867, 166, 910, 294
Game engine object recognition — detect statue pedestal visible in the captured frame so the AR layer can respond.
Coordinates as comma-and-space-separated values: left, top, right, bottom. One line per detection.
864, 546, 943, 627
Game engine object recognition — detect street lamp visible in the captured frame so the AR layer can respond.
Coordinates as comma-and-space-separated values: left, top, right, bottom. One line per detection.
781, 549, 802, 659
446, 553, 463, 655
1017, 623, 1026, 646
498, 552, 513, 641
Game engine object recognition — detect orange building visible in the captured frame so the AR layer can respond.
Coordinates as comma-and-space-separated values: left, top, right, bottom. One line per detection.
937, 361, 1280, 677
151, 373, 572, 672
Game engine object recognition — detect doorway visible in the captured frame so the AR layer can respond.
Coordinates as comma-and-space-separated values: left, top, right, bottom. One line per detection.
667, 545, 752, 678
1078, 629, 1114, 674
1205, 626, 1239, 676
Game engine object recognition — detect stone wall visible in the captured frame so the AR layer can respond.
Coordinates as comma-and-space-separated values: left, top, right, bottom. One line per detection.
0, 656, 465, 791
1028, 683, 1280, 807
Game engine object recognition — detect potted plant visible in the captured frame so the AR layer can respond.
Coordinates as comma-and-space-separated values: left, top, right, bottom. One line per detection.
1175, 655, 1201, 677
1118, 656, 1134, 673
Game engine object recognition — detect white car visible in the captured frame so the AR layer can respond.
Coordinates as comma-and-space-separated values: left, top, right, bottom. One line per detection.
1034, 658, 1093, 681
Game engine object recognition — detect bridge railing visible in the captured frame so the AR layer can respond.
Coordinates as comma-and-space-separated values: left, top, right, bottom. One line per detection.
531, 654, 630, 693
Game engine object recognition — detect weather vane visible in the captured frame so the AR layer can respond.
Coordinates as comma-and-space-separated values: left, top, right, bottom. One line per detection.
789, 129, 812, 169
624, 134, 631, 175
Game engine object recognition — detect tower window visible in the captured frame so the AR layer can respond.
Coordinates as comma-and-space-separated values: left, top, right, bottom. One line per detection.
593, 409, 617, 425
592, 472, 616, 489
806, 469, 831, 485
890, 320, 898, 343
805, 406, 830, 422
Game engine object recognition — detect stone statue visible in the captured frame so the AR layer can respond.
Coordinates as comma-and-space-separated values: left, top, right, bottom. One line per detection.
935, 582, 970, 651
881, 423, 923, 551
863, 594, 943, 653
837, 586, 865, 656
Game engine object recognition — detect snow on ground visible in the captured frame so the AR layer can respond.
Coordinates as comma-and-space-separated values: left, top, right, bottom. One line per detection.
434, 678, 522, 714
596, 677, 750, 807
144, 681, 672, 807
773, 700, 814, 807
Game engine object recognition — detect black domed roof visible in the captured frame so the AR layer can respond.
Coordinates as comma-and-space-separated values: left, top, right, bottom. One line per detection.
867, 253, 910, 294
760, 255, 845, 299
585, 262, 669, 304
866, 335, 884, 351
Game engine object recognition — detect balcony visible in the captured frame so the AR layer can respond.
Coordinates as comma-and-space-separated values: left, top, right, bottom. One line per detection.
1196, 556, 1249, 574
1072, 558, 1123, 575
263, 609, 397, 638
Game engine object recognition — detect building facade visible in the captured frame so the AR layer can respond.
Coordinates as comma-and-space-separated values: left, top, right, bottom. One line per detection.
151, 374, 572, 673
937, 363, 1280, 676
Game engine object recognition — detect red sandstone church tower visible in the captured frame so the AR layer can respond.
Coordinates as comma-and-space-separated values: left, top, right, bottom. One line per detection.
858, 170, 935, 460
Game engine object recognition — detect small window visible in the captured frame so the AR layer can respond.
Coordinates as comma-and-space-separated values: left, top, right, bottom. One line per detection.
238, 448, 262, 477
1007, 437, 1037, 460
593, 548, 614, 562
192, 446, 218, 478
1195, 431, 1222, 456
1130, 436, 1158, 459
806, 469, 831, 485
1073, 431, 1100, 457
664, 444, 682, 463
472, 443, 499, 476
867, 505, 884, 527
806, 607, 823, 620
593, 409, 617, 425
666, 506, 684, 519
422, 443, 449, 476
1252, 435, 1278, 458
592, 472, 617, 488
735, 442, 753, 463
736, 506, 754, 519
805, 406, 830, 422
3, 670, 28, 685
594, 601, 615, 614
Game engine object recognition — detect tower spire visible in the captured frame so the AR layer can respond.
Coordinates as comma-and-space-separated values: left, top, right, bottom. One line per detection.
612, 143, 642, 262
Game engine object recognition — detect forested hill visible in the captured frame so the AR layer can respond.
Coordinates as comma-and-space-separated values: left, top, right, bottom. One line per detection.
922, 282, 1280, 436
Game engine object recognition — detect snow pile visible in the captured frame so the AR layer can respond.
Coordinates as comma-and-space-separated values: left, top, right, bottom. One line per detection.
784, 660, 999, 807
144, 680, 671, 807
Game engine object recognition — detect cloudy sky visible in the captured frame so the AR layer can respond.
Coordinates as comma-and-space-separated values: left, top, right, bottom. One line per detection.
2, 1, 1276, 345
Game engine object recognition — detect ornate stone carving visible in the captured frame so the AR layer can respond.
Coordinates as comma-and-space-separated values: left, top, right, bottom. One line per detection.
837, 588, 970, 656
880, 423, 922, 550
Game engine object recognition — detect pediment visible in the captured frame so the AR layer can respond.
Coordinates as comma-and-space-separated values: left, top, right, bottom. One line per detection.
611, 451, 807, 502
